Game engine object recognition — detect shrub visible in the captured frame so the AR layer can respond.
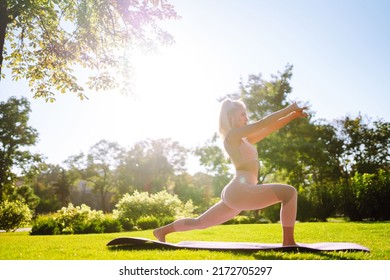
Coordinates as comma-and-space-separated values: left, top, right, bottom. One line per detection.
114, 190, 194, 228
295, 183, 338, 222
30, 215, 60, 235
149, 190, 184, 220
136, 216, 159, 230
74, 218, 104, 234
30, 203, 124, 235
176, 200, 196, 219
30, 212, 123, 235
101, 215, 123, 233
0, 200, 32, 232
347, 170, 390, 221
118, 217, 135, 231
261, 204, 281, 223
57, 203, 104, 234
114, 191, 150, 224
233, 215, 252, 224
223, 215, 257, 225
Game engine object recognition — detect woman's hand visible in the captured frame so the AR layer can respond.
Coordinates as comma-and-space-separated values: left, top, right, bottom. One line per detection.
290, 102, 309, 118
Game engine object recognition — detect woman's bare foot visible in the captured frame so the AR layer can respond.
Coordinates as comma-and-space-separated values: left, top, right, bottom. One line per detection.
153, 228, 166, 242
282, 242, 297, 246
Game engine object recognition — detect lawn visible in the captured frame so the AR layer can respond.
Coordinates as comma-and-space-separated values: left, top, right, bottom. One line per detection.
0, 222, 389, 260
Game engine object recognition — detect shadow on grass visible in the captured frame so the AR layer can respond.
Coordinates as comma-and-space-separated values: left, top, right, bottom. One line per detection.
107, 243, 177, 252
251, 250, 367, 260
107, 244, 366, 260
230, 248, 367, 260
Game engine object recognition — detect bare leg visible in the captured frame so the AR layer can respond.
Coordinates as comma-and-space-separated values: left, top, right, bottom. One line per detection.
271, 184, 297, 245
282, 226, 296, 246
154, 183, 297, 245
153, 201, 240, 242
230, 183, 298, 245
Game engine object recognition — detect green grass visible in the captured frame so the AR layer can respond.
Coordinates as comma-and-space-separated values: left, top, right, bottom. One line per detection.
0, 222, 389, 260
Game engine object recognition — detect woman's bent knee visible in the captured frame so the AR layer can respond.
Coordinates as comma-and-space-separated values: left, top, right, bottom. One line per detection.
286, 185, 297, 203
271, 184, 296, 201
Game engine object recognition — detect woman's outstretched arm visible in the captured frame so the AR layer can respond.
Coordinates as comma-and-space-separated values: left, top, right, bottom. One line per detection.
226, 103, 307, 145
246, 108, 308, 144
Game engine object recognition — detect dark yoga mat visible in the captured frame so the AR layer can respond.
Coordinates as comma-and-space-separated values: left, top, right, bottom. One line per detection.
106, 237, 370, 252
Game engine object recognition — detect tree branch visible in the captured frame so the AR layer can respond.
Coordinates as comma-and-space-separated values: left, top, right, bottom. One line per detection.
0, 2, 23, 79
0, 2, 10, 79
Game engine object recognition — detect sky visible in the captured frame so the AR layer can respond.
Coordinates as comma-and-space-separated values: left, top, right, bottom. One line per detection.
0, 0, 389, 173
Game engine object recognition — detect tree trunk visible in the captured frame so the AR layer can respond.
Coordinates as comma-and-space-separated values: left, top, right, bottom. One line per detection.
0, 2, 9, 79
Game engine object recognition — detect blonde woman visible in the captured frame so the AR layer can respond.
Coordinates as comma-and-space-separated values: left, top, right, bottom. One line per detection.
154, 99, 308, 245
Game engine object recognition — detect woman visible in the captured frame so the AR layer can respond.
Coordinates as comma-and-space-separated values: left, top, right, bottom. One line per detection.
154, 99, 308, 245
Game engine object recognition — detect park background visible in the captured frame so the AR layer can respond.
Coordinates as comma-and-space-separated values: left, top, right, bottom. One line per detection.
0, 0, 389, 258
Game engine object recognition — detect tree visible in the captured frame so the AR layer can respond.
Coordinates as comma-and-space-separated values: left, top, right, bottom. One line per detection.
9, 184, 40, 210
31, 164, 68, 213
171, 172, 214, 213
49, 165, 72, 207
337, 115, 389, 175
76, 140, 125, 212
334, 115, 389, 221
116, 138, 188, 193
239, 64, 295, 118
0, 0, 180, 101
0, 97, 41, 200
193, 133, 232, 196
238, 65, 345, 188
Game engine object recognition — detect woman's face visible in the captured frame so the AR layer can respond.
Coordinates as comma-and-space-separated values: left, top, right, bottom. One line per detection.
231, 105, 248, 128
